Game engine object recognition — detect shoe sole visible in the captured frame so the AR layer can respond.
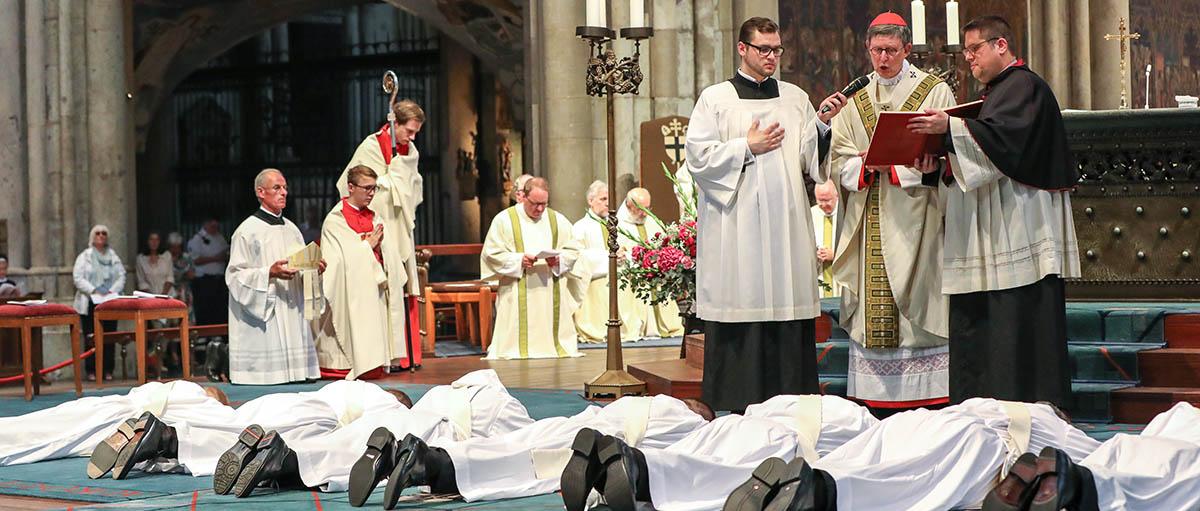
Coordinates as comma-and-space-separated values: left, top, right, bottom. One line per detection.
382, 440, 418, 510
561, 428, 600, 511
349, 427, 395, 507
725, 457, 789, 511
598, 439, 637, 511
982, 452, 1040, 511
231, 431, 281, 498
214, 425, 265, 495
763, 458, 814, 511
88, 419, 137, 479
112, 413, 160, 480
1028, 447, 1064, 511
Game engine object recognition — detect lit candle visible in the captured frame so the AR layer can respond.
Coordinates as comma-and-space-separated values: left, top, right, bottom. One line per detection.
946, 1, 960, 46
586, 0, 606, 28
911, 0, 927, 45
629, 0, 645, 27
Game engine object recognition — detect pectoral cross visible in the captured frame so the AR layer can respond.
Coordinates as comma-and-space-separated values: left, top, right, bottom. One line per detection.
1105, 17, 1141, 109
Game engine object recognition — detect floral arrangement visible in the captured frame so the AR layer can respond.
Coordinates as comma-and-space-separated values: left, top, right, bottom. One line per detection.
617, 164, 698, 309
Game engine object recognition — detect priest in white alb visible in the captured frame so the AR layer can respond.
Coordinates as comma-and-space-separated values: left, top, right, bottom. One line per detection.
828, 12, 954, 409
482, 177, 589, 359
572, 180, 612, 343
226, 168, 323, 385
616, 187, 684, 340
315, 165, 392, 380
336, 99, 425, 370
685, 16, 846, 411
810, 180, 841, 299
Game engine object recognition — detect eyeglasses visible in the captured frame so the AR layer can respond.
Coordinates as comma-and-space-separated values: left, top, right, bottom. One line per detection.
963, 37, 1000, 57
350, 183, 377, 193
742, 41, 785, 57
868, 46, 903, 57
95, 232, 109, 236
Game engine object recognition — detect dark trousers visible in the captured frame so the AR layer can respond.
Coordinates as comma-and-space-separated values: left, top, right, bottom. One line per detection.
702, 318, 818, 412
81, 302, 117, 377
191, 275, 228, 326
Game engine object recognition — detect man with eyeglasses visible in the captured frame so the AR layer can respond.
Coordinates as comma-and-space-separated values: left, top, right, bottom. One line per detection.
908, 16, 1079, 408
337, 99, 426, 371
314, 165, 396, 380
685, 16, 849, 413
827, 12, 956, 411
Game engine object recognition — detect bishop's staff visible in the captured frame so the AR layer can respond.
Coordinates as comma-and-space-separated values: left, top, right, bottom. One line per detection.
382, 71, 401, 156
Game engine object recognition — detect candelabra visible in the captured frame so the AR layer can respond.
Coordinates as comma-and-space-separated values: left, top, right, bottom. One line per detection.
910, 43, 964, 101
577, 23, 652, 399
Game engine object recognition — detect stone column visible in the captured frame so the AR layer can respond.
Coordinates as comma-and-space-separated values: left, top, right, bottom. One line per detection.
1070, 0, 1093, 109
693, 0, 729, 95
0, 4, 27, 267
731, 0, 778, 65
1089, 0, 1131, 110
86, 0, 136, 261
539, 0, 595, 220
1043, 0, 1072, 107
26, 0, 50, 271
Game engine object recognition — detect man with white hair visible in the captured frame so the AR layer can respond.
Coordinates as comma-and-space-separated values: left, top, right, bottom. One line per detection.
617, 187, 684, 340
809, 180, 840, 298
226, 168, 324, 384
573, 180, 613, 343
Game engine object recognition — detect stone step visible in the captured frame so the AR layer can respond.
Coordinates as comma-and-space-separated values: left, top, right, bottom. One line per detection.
1069, 342, 1157, 384
1136, 348, 1200, 387
1072, 382, 1135, 423
1111, 387, 1200, 424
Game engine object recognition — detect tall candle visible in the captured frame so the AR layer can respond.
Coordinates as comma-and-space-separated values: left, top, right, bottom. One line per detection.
946, 1, 960, 46
629, 0, 645, 27
586, 0, 606, 28
911, 0, 927, 45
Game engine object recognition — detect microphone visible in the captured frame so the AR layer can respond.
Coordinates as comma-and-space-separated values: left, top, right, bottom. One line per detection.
821, 75, 871, 114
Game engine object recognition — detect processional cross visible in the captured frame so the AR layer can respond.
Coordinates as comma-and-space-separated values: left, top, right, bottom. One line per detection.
1104, 17, 1141, 110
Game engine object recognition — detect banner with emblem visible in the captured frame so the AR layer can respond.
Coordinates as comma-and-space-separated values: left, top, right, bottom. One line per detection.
639, 116, 689, 224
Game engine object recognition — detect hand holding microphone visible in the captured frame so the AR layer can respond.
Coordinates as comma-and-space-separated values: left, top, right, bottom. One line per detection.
818, 76, 871, 123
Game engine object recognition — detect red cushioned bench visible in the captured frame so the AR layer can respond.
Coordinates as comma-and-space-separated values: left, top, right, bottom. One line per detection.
93, 297, 191, 388
0, 303, 83, 400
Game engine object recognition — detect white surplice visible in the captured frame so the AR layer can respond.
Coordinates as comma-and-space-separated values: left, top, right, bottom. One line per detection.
482, 205, 588, 359
226, 210, 320, 384
685, 80, 826, 322
616, 206, 685, 339
828, 63, 954, 404
443, 394, 706, 502
0, 381, 225, 466
572, 212, 612, 343
1082, 402, 1200, 511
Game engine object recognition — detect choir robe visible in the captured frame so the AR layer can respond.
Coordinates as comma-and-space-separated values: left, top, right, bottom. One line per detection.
828, 62, 954, 406
440, 394, 706, 502
616, 206, 685, 340
226, 209, 320, 385
571, 211, 614, 343
0, 381, 226, 466
685, 72, 828, 410
813, 398, 1100, 510
1081, 402, 1200, 511
481, 205, 589, 359
809, 205, 840, 298
337, 125, 422, 365
931, 61, 1080, 406
315, 199, 392, 379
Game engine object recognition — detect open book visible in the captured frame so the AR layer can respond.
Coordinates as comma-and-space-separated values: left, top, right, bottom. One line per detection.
288, 242, 322, 269
863, 100, 983, 166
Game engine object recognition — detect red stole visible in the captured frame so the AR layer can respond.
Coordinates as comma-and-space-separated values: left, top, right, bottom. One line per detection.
341, 198, 383, 263
374, 124, 410, 165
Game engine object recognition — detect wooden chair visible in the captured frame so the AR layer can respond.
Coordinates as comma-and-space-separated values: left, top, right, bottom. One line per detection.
93, 297, 190, 388
424, 281, 498, 352
0, 303, 83, 401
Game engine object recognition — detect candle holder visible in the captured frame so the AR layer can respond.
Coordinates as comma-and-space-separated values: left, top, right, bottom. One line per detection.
910, 43, 965, 101
578, 23, 652, 400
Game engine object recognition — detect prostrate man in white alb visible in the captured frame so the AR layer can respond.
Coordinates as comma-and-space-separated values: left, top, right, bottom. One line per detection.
316, 165, 393, 379
337, 100, 426, 370
481, 177, 589, 359
828, 12, 954, 409
573, 180, 613, 343
685, 16, 847, 411
226, 168, 324, 385
616, 187, 685, 340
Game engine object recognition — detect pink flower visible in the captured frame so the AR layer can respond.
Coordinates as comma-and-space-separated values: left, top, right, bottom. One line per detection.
681, 256, 694, 269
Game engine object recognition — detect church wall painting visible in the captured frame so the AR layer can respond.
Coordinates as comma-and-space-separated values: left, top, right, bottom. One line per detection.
1131, 0, 1200, 108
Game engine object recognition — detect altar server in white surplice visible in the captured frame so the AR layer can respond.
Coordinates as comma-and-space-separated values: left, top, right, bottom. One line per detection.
226, 169, 322, 384
379, 394, 711, 509
616, 188, 685, 340
686, 16, 846, 411
482, 177, 589, 359
829, 13, 954, 409
0, 381, 227, 469
572, 180, 613, 343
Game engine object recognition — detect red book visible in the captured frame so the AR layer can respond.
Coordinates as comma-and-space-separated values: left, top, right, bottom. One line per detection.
862, 100, 983, 166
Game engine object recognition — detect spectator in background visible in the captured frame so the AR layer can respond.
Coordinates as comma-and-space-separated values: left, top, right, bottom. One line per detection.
72, 225, 125, 381
136, 231, 174, 296
0, 255, 23, 298
187, 218, 229, 326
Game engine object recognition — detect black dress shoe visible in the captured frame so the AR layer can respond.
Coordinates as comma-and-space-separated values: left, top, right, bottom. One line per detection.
214, 424, 266, 495
982, 453, 1039, 511
596, 435, 651, 511
231, 430, 302, 498
724, 457, 789, 511
349, 427, 397, 507
561, 428, 606, 511
382, 434, 457, 509
88, 418, 138, 479
1029, 447, 1095, 511
764, 457, 819, 511
112, 412, 176, 480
